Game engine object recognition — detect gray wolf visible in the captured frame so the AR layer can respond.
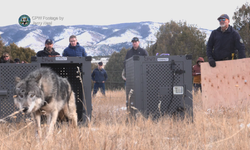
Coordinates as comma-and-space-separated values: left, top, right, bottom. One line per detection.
13, 67, 77, 137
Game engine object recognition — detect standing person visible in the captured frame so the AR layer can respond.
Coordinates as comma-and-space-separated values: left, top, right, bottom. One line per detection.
91, 62, 108, 96
192, 57, 204, 93
0, 52, 14, 63
207, 14, 246, 67
124, 37, 148, 66
36, 39, 60, 57
63, 35, 87, 57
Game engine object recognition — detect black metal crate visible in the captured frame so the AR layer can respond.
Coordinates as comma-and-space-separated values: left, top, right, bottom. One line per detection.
0, 57, 92, 123
126, 55, 193, 119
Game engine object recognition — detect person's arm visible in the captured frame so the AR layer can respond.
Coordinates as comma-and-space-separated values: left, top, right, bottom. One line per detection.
192, 66, 196, 76
122, 69, 126, 80
82, 47, 87, 57
62, 49, 67, 56
36, 51, 41, 57
206, 31, 215, 59
234, 32, 246, 59
91, 70, 95, 81
104, 70, 108, 81
206, 31, 216, 67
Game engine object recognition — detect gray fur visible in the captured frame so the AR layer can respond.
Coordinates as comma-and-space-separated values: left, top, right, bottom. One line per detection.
13, 67, 77, 138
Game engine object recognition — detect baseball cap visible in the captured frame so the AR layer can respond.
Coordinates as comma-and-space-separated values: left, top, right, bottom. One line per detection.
217, 14, 229, 20
131, 37, 139, 42
45, 39, 53, 44
98, 62, 103, 66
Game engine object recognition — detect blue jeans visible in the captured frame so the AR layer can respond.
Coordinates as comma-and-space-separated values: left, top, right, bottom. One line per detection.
93, 82, 105, 96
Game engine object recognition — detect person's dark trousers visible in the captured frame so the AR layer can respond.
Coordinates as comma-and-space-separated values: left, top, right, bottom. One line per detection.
193, 83, 202, 93
93, 82, 105, 96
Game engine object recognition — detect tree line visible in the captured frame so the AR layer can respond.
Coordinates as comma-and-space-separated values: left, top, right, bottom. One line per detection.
0, 37, 36, 63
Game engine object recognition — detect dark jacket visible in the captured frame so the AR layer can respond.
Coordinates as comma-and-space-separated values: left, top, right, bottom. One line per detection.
206, 25, 246, 61
62, 42, 87, 57
91, 68, 108, 83
0, 56, 14, 63
124, 46, 148, 67
192, 57, 204, 84
36, 47, 60, 57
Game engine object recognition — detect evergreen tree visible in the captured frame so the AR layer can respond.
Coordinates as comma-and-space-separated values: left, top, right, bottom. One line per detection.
233, 2, 250, 56
147, 20, 207, 64
104, 47, 129, 90
0, 36, 4, 55
0, 39, 36, 63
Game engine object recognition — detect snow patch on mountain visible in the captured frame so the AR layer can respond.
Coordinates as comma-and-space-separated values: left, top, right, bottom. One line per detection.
16, 29, 47, 50
54, 27, 84, 41
97, 29, 141, 45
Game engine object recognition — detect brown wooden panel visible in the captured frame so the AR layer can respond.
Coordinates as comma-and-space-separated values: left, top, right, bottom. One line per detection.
201, 58, 250, 109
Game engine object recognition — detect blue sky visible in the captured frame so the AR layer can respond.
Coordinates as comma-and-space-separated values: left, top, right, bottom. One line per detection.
1, 0, 249, 30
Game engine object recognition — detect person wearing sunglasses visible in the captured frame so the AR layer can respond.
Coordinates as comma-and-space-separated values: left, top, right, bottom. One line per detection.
206, 14, 246, 67
0, 52, 14, 63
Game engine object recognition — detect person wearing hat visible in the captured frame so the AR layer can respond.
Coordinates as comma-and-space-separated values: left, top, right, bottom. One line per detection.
14, 58, 20, 64
62, 35, 87, 57
91, 62, 108, 96
124, 37, 148, 68
206, 14, 246, 67
36, 39, 60, 57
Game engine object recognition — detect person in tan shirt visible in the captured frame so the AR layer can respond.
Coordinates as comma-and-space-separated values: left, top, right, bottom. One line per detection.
192, 57, 204, 93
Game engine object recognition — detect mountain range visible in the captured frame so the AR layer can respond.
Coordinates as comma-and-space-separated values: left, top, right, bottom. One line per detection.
0, 22, 212, 56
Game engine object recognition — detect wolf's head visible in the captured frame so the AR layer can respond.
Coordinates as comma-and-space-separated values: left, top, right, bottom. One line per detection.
13, 76, 45, 113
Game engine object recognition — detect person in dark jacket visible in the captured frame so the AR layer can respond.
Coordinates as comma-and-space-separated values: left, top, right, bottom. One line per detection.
36, 39, 60, 57
192, 57, 204, 93
206, 14, 246, 67
14, 58, 20, 63
124, 37, 148, 67
91, 62, 108, 96
0, 52, 14, 63
63, 35, 87, 57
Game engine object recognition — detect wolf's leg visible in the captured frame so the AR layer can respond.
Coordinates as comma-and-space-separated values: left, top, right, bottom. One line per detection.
33, 112, 42, 138
64, 92, 78, 127
46, 114, 52, 132
47, 109, 59, 136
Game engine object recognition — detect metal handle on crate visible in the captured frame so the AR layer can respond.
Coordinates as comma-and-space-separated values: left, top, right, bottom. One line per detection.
0, 90, 7, 96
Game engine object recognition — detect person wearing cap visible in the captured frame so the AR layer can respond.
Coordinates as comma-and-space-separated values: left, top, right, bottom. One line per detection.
124, 37, 148, 67
0, 52, 14, 63
192, 57, 204, 93
62, 35, 87, 57
36, 39, 60, 57
206, 14, 246, 67
14, 58, 20, 64
91, 62, 108, 96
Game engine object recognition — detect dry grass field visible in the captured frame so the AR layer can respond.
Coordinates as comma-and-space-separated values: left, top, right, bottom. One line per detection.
0, 90, 250, 150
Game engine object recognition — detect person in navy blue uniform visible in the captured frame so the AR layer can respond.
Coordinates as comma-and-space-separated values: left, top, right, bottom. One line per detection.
206, 14, 246, 67
91, 62, 108, 96
63, 35, 87, 57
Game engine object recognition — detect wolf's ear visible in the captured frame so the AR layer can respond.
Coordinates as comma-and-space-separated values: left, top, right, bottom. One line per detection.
35, 74, 42, 83
15, 77, 21, 84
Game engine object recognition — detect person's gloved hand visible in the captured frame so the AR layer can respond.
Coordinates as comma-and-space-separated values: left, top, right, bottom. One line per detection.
208, 57, 216, 67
